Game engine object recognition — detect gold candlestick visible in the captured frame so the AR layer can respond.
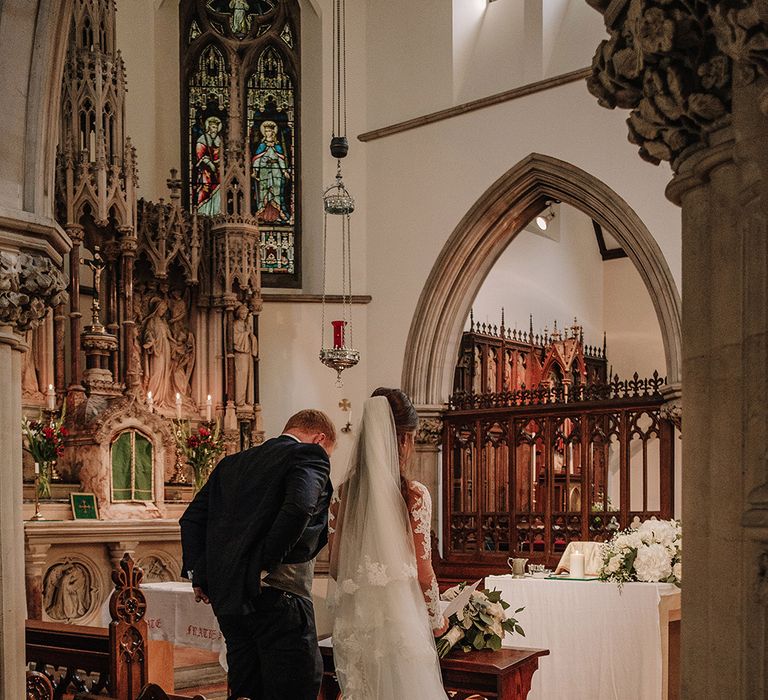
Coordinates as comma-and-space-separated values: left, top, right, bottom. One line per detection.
31, 473, 45, 521
169, 419, 188, 485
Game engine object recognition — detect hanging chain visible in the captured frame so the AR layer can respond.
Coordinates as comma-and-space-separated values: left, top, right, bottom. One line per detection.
345, 214, 353, 348
320, 212, 328, 350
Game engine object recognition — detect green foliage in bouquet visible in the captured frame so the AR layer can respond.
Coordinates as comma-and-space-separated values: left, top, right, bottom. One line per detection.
436, 584, 524, 659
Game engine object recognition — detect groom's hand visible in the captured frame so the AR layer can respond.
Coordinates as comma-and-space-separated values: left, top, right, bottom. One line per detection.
193, 586, 210, 605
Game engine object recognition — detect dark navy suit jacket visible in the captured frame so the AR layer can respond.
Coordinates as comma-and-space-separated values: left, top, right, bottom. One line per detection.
179, 435, 332, 616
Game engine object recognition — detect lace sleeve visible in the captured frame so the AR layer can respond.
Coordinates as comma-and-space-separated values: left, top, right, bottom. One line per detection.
328, 486, 345, 580
406, 481, 443, 630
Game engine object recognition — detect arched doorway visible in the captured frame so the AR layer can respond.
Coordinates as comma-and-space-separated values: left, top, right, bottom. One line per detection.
401, 152, 681, 407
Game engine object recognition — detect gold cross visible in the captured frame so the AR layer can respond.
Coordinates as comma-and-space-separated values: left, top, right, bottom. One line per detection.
338, 399, 351, 412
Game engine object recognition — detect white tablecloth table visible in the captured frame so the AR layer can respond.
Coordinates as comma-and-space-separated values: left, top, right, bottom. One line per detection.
485, 575, 680, 700
139, 581, 224, 652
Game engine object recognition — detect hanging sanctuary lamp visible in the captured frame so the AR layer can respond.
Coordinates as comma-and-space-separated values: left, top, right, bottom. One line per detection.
319, 0, 359, 385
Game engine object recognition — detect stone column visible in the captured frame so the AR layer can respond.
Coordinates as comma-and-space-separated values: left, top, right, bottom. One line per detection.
66, 224, 85, 402
107, 541, 140, 572
24, 542, 51, 620
585, 3, 768, 696
0, 247, 67, 700
413, 408, 444, 539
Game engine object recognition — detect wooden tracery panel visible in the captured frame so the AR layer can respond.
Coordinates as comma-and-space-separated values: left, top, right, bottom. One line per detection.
440, 381, 674, 583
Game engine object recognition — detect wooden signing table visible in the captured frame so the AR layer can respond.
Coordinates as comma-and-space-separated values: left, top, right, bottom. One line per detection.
485, 575, 681, 700
318, 640, 549, 700
130, 583, 549, 700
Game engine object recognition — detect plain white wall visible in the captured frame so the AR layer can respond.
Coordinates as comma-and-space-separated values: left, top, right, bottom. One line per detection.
469, 204, 605, 347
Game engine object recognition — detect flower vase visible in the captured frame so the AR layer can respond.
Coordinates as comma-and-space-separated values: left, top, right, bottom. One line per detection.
193, 462, 212, 494
37, 462, 53, 499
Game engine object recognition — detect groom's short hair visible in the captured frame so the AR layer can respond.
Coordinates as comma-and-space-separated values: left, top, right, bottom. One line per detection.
283, 409, 337, 444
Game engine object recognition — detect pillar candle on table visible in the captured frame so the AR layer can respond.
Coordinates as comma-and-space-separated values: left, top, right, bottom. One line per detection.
331, 320, 346, 349
206, 395, 212, 422
34, 462, 40, 475
570, 550, 585, 579
46, 384, 55, 411
175, 392, 182, 420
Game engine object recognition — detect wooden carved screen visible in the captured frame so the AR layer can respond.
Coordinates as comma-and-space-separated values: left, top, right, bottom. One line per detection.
439, 322, 674, 582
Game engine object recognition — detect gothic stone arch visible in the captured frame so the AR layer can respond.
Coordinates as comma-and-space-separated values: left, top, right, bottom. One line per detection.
402, 153, 682, 407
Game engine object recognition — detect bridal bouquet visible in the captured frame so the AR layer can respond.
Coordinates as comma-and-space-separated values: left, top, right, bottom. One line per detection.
435, 584, 524, 659
598, 518, 682, 587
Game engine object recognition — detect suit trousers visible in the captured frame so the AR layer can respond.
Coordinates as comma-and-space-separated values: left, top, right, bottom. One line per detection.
217, 587, 323, 700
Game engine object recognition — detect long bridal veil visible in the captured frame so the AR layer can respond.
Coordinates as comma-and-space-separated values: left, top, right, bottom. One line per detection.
330, 396, 446, 700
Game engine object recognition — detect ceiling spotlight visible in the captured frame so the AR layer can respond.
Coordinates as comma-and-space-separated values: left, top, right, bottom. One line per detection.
535, 201, 555, 231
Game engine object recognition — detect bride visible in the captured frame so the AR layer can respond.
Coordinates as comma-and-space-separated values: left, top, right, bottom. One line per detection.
328, 388, 448, 699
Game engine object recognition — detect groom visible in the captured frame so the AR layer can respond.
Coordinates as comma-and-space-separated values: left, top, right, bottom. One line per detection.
180, 409, 336, 700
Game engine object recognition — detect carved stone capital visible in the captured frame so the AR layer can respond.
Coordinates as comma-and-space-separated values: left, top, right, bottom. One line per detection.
416, 416, 443, 446
587, 0, 768, 169
0, 251, 68, 332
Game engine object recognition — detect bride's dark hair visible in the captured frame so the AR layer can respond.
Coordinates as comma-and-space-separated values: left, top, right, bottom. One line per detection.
371, 387, 418, 435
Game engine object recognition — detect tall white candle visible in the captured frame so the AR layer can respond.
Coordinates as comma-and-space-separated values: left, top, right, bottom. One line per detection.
206, 395, 212, 422
46, 384, 55, 411
175, 392, 182, 420
570, 550, 585, 579
34, 461, 40, 475
147, 391, 154, 412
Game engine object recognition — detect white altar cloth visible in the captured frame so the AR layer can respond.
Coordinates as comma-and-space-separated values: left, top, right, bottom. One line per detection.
485, 575, 679, 700
102, 581, 224, 652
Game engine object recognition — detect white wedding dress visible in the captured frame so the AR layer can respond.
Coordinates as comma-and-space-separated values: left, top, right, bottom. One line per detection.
329, 396, 447, 699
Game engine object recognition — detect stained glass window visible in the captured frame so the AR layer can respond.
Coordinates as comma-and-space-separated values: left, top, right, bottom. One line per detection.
247, 46, 296, 275
182, 2, 300, 285
187, 44, 229, 215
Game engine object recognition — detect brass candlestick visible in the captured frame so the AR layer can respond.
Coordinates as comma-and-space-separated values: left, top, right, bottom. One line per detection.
169, 419, 189, 485
31, 472, 45, 521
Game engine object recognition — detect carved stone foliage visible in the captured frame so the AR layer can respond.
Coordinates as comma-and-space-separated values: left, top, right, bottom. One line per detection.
416, 417, 443, 446
0, 252, 67, 331
42, 559, 97, 622
587, 0, 768, 167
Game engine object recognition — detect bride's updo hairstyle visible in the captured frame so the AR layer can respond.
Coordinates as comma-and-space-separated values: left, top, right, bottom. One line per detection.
371, 387, 418, 436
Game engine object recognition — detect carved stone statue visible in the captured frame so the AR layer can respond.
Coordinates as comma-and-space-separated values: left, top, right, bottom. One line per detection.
141, 296, 176, 407
137, 555, 174, 583
503, 350, 513, 391
472, 347, 482, 394
167, 288, 196, 401
43, 562, 92, 622
22, 330, 42, 398
486, 347, 497, 393
233, 303, 258, 406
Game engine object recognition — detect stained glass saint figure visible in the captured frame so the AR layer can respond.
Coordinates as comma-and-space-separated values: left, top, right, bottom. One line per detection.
252, 119, 290, 222
194, 115, 222, 215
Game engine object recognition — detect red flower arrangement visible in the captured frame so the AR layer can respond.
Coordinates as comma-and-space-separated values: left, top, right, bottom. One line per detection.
22, 406, 67, 498
175, 421, 225, 492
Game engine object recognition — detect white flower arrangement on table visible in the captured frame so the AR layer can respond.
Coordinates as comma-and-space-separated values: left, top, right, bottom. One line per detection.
435, 584, 524, 659
598, 518, 682, 587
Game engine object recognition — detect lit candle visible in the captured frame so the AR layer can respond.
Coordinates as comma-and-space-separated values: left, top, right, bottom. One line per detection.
147, 391, 154, 412
175, 392, 182, 420
206, 395, 212, 422
570, 550, 585, 579
34, 461, 40, 475
46, 384, 55, 411
331, 320, 346, 349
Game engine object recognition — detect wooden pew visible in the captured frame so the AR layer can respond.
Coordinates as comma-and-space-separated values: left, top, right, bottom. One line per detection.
25, 553, 161, 700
